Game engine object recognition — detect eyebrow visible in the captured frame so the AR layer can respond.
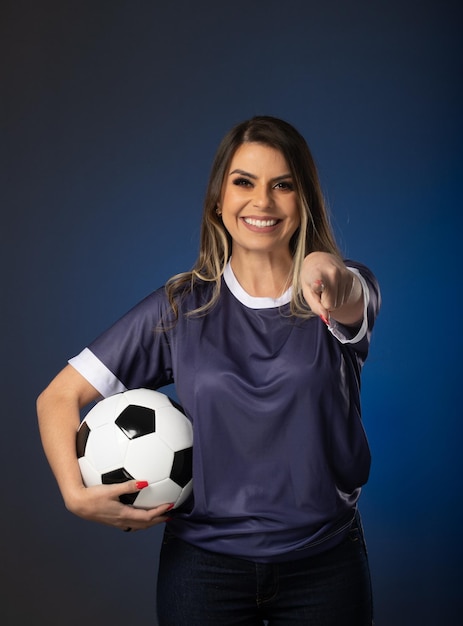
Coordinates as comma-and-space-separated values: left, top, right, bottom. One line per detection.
229, 168, 293, 182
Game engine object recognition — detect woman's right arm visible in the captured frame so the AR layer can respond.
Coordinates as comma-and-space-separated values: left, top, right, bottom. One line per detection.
37, 364, 101, 513
37, 364, 174, 530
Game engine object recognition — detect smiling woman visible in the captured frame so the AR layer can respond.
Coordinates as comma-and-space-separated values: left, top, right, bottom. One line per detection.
166, 116, 344, 319
37, 115, 381, 625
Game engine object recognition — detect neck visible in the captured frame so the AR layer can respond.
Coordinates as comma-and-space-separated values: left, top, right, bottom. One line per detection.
230, 251, 293, 298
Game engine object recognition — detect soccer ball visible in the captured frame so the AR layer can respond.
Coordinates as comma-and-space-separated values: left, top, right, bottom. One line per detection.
76, 388, 193, 509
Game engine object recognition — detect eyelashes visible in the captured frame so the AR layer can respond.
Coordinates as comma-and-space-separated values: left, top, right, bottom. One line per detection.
232, 177, 253, 187
231, 177, 294, 191
274, 181, 294, 191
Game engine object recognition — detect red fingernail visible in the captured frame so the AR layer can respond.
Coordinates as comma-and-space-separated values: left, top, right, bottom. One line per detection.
136, 481, 149, 489
166, 503, 175, 511
320, 315, 329, 326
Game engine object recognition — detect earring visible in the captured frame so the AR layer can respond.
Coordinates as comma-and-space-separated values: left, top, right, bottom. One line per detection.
216, 206, 222, 216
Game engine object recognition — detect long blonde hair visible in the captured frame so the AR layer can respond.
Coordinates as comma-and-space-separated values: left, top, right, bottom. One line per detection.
165, 116, 341, 319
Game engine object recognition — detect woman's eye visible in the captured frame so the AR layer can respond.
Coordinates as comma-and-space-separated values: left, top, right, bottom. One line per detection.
233, 177, 253, 187
274, 181, 294, 191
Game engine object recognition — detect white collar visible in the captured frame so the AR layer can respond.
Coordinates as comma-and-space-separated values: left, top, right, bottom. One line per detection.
223, 260, 292, 309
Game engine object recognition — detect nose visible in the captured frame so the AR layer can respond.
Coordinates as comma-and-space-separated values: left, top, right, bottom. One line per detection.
252, 184, 272, 210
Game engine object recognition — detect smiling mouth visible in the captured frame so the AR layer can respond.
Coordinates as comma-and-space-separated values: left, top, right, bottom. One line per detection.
243, 217, 280, 228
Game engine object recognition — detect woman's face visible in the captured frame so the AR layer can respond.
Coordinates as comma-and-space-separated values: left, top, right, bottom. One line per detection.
219, 142, 300, 258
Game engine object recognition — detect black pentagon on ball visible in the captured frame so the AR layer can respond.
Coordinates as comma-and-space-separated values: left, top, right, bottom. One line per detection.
115, 405, 156, 439
76, 421, 90, 458
102, 467, 138, 505
170, 447, 193, 487
102, 467, 134, 484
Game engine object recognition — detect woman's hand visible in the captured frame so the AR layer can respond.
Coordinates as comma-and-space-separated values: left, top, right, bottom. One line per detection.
301, 252, 364, 326
66, 479, 175, 532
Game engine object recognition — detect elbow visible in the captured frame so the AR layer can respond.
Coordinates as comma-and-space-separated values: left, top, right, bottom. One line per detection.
36, 387, 45, 415
36, 385, 51, 426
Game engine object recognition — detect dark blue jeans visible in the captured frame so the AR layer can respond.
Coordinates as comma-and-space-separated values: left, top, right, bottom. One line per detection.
156, 513, 373, 625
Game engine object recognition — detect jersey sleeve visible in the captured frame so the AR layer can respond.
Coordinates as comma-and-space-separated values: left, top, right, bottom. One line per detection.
326, 261, 381, 364
68, 287, 174, 397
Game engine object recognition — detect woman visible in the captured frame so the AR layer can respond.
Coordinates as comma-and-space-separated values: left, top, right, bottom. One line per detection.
37, 116, 380, 625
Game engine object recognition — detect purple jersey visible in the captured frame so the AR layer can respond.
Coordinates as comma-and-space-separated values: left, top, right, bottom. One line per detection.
70, 260, 380, 562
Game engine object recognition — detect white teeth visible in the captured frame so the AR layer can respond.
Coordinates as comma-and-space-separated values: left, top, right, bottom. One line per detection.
244, 218, 278, 227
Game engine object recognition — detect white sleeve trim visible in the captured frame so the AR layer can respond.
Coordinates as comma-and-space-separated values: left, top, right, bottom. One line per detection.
327, 268, 370, 345
68, 347, 127, 397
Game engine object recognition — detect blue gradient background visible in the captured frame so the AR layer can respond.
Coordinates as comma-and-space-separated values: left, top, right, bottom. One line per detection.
2, 1, 462, 624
